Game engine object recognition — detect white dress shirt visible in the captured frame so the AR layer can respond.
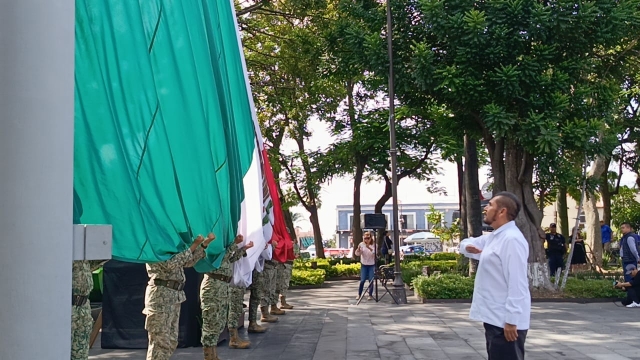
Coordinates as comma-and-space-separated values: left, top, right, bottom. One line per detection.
459, 221, 531, 330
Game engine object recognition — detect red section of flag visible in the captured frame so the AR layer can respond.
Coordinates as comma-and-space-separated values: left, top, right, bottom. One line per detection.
262, 149, 294, 262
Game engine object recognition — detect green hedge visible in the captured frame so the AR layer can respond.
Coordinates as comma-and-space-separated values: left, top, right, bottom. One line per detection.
413, 274, 623, 299
291, 269, 325, 286
402, 260, 458, 273
413, 274, 475, 299
563, 278, 620, 298
429, 253, 459, 261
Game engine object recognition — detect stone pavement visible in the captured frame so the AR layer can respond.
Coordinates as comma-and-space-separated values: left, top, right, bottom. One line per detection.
90, 280, 640, 360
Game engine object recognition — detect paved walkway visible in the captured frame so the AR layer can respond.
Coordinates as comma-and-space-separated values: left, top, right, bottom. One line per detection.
90, 280, 640, 360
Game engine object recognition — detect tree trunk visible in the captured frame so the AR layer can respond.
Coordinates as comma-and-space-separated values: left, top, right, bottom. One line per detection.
282, 208, 297, 248
557, 186, 569, 239
308, 207, 325, 258
464, 134, 483, 275
373, 177, 392, 251
600, 157, 612, 225
503, 141, 551, 289
352, 157, 366, 252
584, 156, 607, 268
457, 155, 468, 240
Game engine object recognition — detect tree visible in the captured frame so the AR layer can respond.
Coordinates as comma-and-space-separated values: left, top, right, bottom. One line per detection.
383, 0, 640, 287
611, 186, 640, 230
238, 0, 342, 258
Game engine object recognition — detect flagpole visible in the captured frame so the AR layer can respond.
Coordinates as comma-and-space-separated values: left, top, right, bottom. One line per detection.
387, 0, 407, 304
0, 0, 76, 357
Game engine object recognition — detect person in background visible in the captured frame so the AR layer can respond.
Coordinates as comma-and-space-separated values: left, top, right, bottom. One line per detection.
544, 223, 566, 277
614, 264, 640, 308
569, 227, 588, 273
601, 220, 613, 254
355, 231, 376, 300
619, 222, 640, 282
381, 231, 394, 264
459, 192, 530, 360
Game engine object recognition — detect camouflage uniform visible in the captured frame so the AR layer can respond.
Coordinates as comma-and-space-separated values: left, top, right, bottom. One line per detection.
248, 269, 264, 322
278, 262, 293, 297
144, 247, 206, 360
227, 285, 245, 329
71, 260, 106, 360
200, 244, 245, 347
262, 261, 278, 307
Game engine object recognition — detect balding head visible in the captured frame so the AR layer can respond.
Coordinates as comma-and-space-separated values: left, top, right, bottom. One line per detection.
493, 192, 521, 221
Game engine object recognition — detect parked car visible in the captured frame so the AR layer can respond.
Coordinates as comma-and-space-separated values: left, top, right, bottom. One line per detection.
400, 245, 425, 255
300, 245, 330, 259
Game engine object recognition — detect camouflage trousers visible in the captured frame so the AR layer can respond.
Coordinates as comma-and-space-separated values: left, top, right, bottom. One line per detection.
248, 269, 264, 322
71, 302, 92, 360
144, 304, 180, 360
200, 275, 229, 346
227, 286, 245, 328
263, 263, 278, 306
276, 262, 293, 298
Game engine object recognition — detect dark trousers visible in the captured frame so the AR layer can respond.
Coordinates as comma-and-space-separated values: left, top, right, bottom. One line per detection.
547, 253, 564, 277
622, 287, 640, 305
484, 323, 527, 360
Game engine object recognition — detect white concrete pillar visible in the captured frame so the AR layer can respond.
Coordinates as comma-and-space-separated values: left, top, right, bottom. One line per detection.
0, 1, 75, 359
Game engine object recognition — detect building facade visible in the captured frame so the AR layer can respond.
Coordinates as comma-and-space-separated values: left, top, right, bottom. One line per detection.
335, 202, 459, 248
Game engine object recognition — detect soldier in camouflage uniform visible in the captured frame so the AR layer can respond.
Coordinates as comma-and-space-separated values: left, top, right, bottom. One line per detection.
265, 241, 285, 316
201, 235, 253, 360
227, 285, 247, 346
144, 233, 213, 360
71, 260, 108, 360
277, 260, 294, 309
248, 244, 276, 331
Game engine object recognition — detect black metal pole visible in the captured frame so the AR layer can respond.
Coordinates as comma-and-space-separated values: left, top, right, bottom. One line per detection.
387, 0, 407, 304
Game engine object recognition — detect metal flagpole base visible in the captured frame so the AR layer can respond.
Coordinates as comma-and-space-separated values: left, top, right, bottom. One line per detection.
390, 279, 407, 304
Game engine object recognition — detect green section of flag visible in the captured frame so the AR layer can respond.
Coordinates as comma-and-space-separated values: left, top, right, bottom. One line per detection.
73, 0, 255, 269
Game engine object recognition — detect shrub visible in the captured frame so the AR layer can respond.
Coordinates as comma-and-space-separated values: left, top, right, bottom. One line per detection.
429, 253, 459, 261
329, 258, 359, 266
402, 260, 458, 273
291, 269, 325, 286
401, 268, 422, 286
413, 274, 475, 299
563, 278, 620, 298
334, 263, 361, 277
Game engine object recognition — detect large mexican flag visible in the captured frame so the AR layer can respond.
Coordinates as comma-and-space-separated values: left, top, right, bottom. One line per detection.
73, 0, 266, 270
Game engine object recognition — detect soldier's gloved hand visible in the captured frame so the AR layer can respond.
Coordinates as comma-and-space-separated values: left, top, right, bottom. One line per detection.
234, 234, 244, 244
244, 241, 254, 250
202, 233, 216, 248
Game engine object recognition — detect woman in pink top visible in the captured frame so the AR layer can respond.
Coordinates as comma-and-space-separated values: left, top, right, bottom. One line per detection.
355, 232, 376, 300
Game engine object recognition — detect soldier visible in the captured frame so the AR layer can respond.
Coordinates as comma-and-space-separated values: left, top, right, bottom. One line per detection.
144, 233, 214, 360
227, 285, 247, 347
249, 243, 277, 331
278, 260, 294, 310
71, 260, 108, 360
264, 240, 286, 316
201, 235, 253, 360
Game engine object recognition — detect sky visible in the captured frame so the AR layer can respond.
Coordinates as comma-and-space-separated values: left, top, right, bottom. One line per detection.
279, 119, 492, 237
277, 119, 637, 239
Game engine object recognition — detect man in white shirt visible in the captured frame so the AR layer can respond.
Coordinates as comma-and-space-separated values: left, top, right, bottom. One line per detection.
459, 192, 530, 360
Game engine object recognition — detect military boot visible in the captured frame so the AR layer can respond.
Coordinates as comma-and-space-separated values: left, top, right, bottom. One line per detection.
280, 295, 294, 309
247, 321, 267, 333
270, 304, 285, 315
260, 306, 278, 323
228, 328, 251, 349
203, 346, 219, 360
